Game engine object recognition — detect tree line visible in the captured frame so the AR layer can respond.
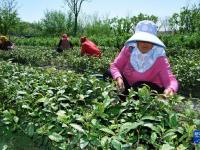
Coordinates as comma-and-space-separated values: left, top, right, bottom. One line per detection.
0, 0, 200, 37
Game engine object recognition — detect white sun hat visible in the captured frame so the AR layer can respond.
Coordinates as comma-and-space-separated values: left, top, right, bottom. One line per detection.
126, 20, 166, 48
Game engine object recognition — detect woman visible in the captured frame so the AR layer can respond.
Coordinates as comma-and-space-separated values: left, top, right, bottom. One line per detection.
109, 20, 178, 99
0, 36, 14, 50
56, 34, 73, 52
80, 36, 101, 57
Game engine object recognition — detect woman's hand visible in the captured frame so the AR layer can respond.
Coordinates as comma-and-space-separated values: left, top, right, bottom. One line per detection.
164, 88, 174, 97
116, 77, 125, 93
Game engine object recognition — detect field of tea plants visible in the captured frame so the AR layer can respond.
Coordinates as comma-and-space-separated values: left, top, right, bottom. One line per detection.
0, 45, 200, 149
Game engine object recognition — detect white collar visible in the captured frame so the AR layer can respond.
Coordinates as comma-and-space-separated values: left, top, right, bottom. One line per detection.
128, 42, 166, 73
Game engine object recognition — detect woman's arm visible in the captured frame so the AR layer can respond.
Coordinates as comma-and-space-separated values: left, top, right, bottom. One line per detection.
110, 46, 131, 80
159, 57, 179, 93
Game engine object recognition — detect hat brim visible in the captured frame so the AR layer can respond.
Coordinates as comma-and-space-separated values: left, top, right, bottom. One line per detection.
126, 32, 166, 48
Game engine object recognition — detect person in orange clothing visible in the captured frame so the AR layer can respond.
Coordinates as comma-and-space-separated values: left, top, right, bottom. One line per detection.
80, 36, 101, 57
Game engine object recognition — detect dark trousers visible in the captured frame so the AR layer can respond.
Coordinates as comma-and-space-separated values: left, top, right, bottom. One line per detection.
103, 70, 164, 100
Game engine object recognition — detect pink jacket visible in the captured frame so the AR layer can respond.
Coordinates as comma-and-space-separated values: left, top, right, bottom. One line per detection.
110, 46, 178, 92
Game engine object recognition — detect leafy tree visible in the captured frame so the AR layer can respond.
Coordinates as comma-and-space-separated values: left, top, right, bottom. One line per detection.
168, 13, 179, 32
179, 7, 193, 33
158, 17, 170, 32
14, 21, 43, 37
110, 13, 158, 36
169, 3, 200, 33
109, 14, 158, 48
64, 0, 89, 36
180, 4, 200, 33
83, 15, 112, 37
41, 10, 72, 36
0, 0, 19, 35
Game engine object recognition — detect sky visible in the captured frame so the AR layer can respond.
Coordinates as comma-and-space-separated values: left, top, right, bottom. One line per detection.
16, 0, 200, 23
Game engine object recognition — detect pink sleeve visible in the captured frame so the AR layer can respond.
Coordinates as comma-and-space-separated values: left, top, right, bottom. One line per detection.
110, 46, 130, 80
159, 57, 179, 92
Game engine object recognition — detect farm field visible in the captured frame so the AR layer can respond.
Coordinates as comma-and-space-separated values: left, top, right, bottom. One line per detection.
1, 0, 200, 149
0, 44, 200, 149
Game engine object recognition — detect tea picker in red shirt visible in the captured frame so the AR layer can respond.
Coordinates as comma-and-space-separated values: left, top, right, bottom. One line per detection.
80, 36, 101, 57
56, 34, 73, 52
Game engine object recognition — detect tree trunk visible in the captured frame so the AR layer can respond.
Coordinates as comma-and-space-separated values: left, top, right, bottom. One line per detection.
73, 14, 78, 36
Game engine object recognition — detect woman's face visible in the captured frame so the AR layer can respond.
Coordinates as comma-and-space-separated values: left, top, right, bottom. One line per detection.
137, 41, 153, 53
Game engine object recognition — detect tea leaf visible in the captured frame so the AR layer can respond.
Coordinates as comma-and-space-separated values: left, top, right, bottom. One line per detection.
119, 122, 143, 136
70, 123, 85, 133
160, 143, 174, 150
100, 128, 115, 135
48, 132, 63, 142
80, 138, 89, 149
111, 139, 122, 150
